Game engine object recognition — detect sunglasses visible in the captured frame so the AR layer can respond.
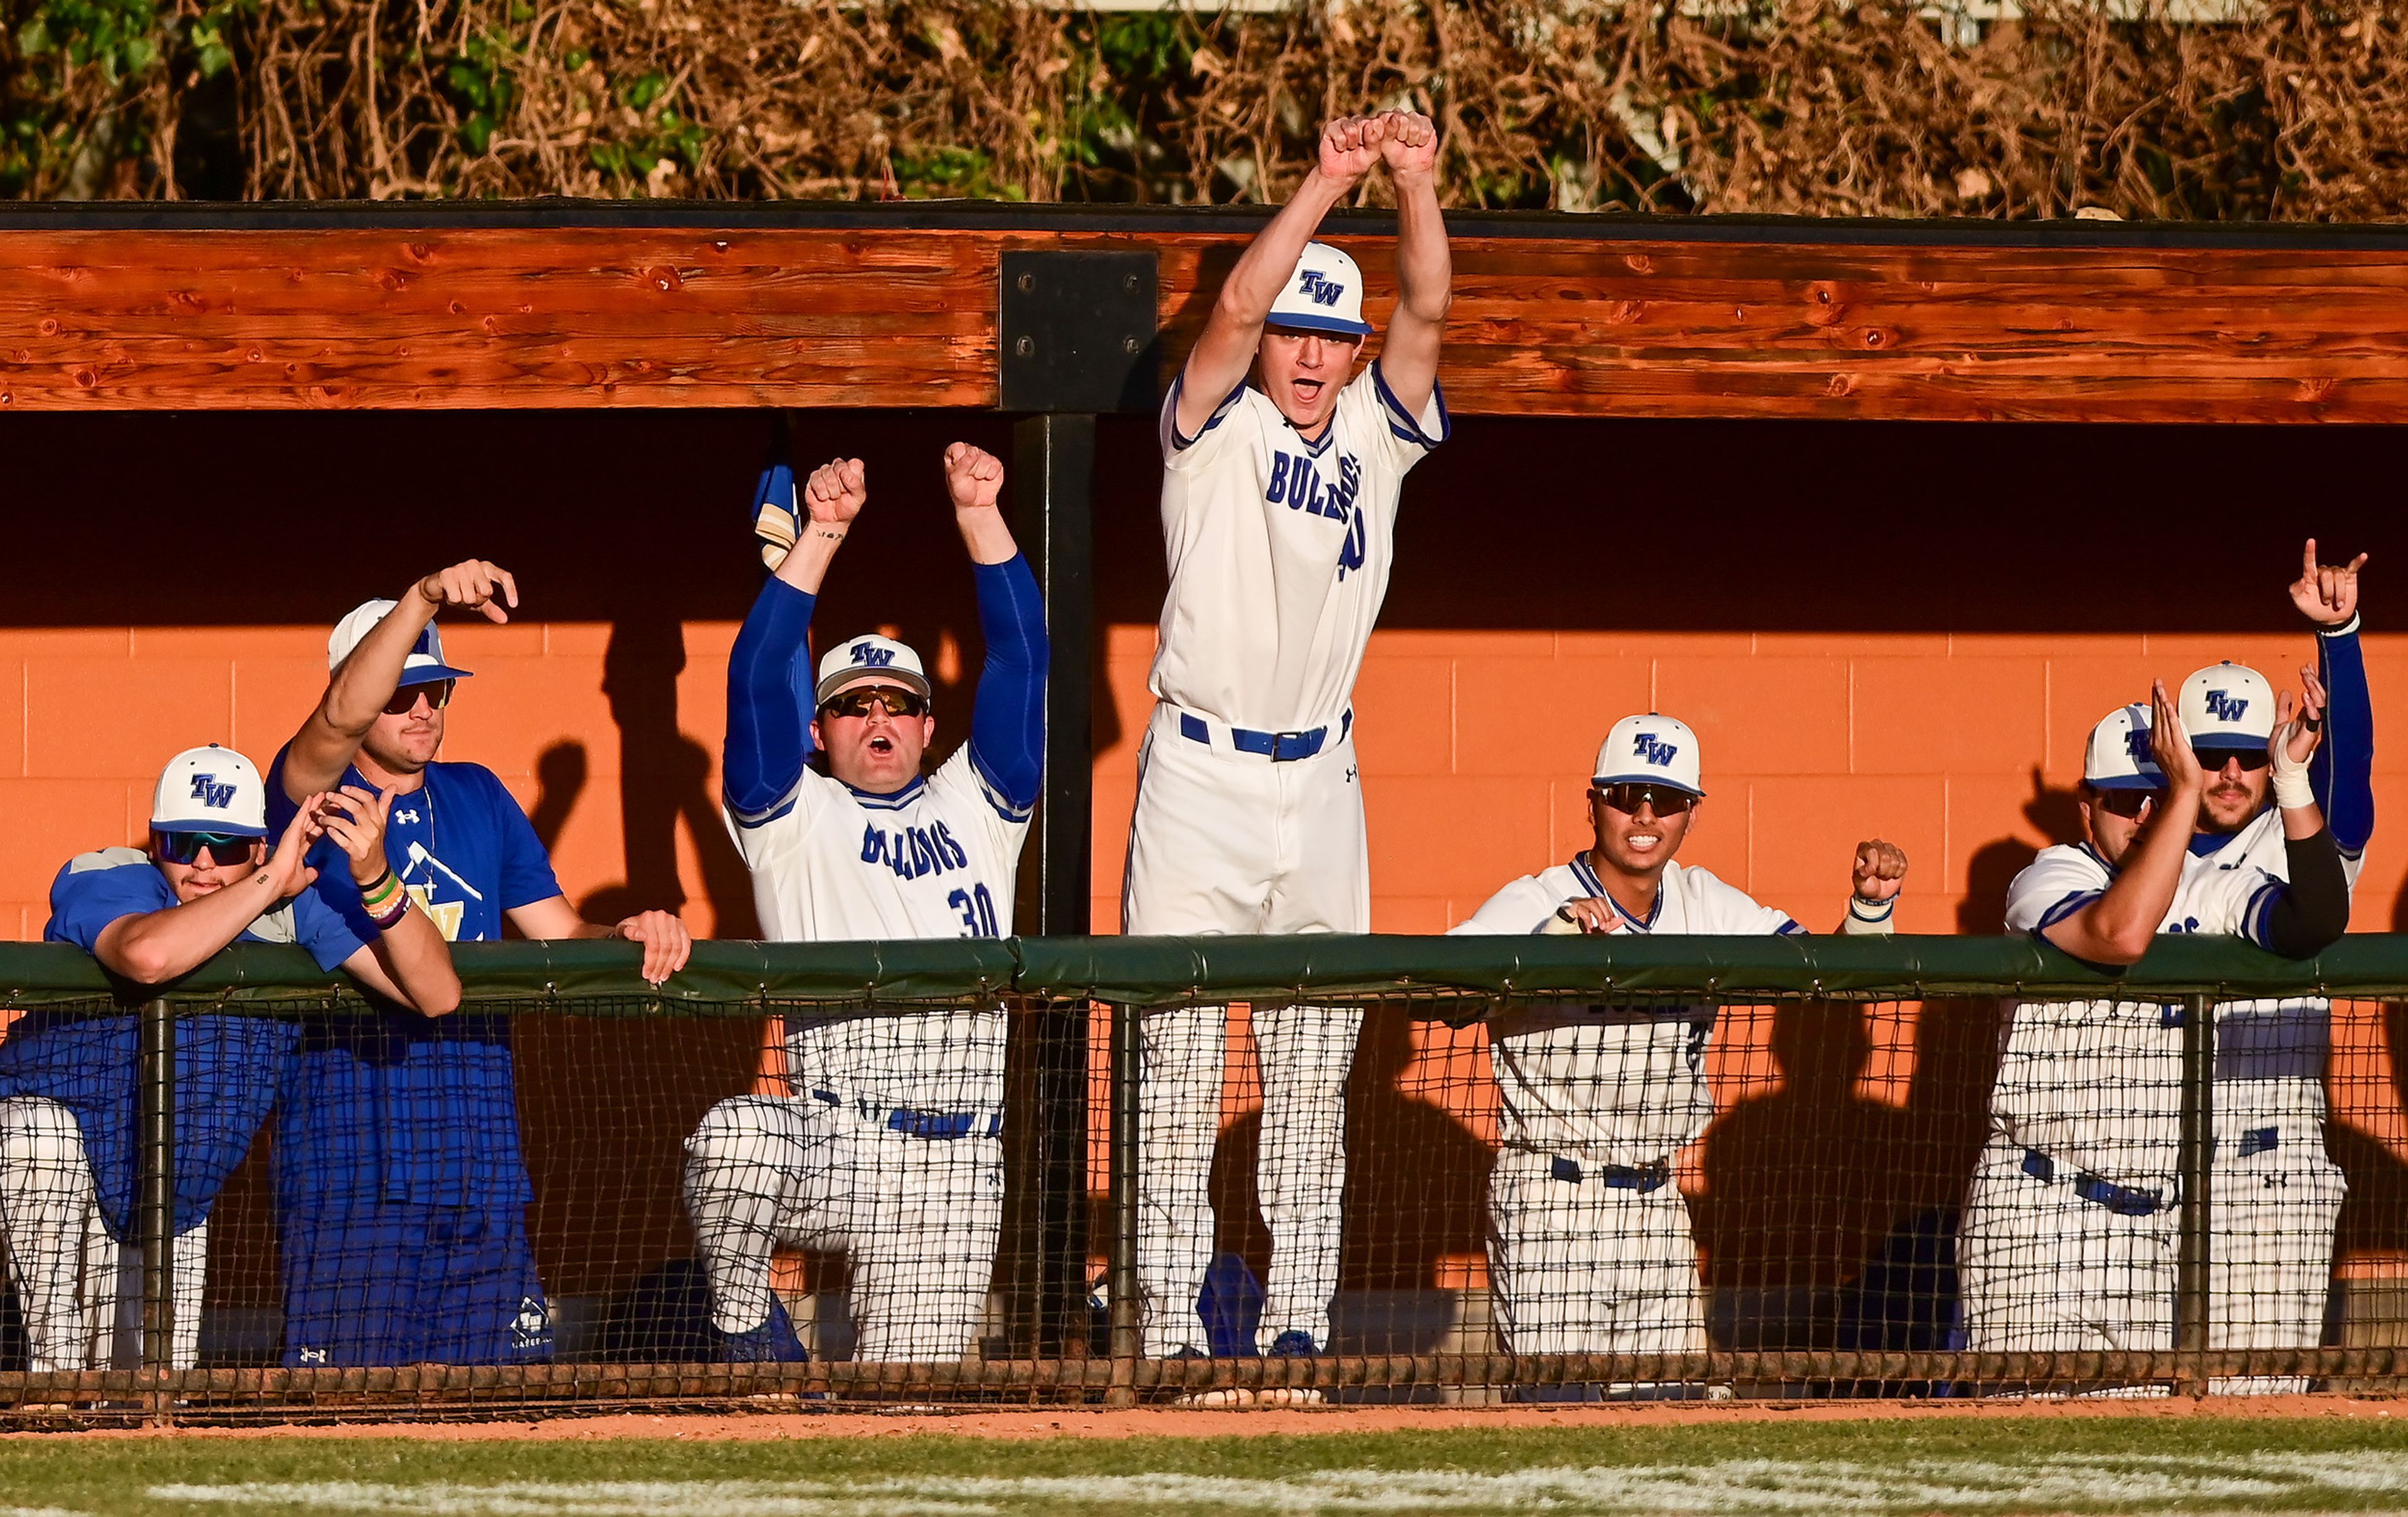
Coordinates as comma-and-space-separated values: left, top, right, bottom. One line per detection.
1591, 783, 1696, 817
383, 680, 455, 716
2199, 747, 2271, 773
154, 830, 258, 868
2093, 789, 2160, 820
820, 685, 929, 721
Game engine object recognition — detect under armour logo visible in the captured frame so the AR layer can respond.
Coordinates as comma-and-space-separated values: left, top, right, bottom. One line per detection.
395, 808, 422, 825
297, 1346, 328, 1365
1632, 733, 1679, 768
852, 645, 897, 667
2204, 689, 2250, 722
1296, 270, 1345, 307
188, 774, 237, 810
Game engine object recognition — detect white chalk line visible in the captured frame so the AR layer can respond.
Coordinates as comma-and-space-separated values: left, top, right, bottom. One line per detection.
144, 1451, 2408, 1515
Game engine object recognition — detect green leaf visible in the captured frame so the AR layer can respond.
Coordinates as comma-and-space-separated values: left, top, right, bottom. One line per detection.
196, 38, 230, 75
16, 18, 51, 56
462, 112, 493, 155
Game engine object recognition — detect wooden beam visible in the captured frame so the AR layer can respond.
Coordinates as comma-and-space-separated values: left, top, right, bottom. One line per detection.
6, 216, 2408, 419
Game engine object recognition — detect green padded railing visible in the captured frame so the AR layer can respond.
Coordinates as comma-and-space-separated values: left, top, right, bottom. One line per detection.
0, 932, 2403, 1012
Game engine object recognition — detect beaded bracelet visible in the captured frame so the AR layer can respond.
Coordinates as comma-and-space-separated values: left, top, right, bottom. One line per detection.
368, 892, 411, 932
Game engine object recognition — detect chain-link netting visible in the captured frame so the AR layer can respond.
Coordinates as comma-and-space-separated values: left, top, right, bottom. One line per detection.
1, 936, 2405, 1420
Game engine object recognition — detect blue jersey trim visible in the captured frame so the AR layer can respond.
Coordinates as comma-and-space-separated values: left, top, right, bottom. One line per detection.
1371, 359, 1450, 448
2036, 889, 2103, 930
1165, 373, 1246, 453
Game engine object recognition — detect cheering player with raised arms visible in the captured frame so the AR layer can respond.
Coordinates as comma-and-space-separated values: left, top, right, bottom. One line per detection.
682, 441, 1047, 1362
265, 561, 691, 1368
1123, 110, 1452, 1361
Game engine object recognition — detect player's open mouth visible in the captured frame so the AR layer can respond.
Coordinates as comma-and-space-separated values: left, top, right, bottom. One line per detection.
1627, 833, 1662, 852
1292, 379, 1324, 399
868, 736, 894, 755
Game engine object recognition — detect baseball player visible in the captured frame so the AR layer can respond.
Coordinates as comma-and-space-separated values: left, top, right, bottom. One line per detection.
683, 441, 1047, 1363
2179, 541, 2374, 1389
1123, 110, 1452, 1360
1962, 687, 2348, 1360
1449, 715, 1908, 1377
263, 560, 691, 1367
0, 744, 457, 1373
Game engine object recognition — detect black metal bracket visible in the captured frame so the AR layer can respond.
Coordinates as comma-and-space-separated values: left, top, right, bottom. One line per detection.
998, 251, 1159, 414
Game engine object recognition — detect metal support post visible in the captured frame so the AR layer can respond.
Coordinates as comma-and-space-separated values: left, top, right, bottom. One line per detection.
1106, 1000, 1142, 1405
2175, 990, 2214, 1388
998, 411, 1098, 1358
137, 996, 176, 1422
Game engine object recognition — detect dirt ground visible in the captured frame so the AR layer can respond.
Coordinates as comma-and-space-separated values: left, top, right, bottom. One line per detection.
7, 1393, 2400, 1443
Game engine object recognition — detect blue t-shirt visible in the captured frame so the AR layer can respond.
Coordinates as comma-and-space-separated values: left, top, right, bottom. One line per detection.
3, 854, 366, 1236
267, 748, 563, 1212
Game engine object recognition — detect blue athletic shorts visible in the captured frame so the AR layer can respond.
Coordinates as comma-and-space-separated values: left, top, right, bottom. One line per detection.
280, 1202, 552, 1367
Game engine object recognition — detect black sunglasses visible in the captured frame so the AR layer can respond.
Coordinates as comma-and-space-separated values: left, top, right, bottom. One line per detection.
1591, 783, 1696, 817
2093, 789, 2160, 820
2199, 747, 2271, 773
383, 680, 455, 716
154, 830, 257, 868
821, 685, 929, 721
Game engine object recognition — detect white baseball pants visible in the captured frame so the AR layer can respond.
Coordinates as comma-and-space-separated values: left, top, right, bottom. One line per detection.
683, 1093, 1003, 1362
0, 1096, 204, 1372
2209, 1094, 2346, 1356
1122, 704, 1368, 1356
1484, 1145, 1706, 1356
1957, 1132, 2176, 1353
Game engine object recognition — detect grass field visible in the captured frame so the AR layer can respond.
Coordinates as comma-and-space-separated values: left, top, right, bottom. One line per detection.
2, 1414, 2408, 1516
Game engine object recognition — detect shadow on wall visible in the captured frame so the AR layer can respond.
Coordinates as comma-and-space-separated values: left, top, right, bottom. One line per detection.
1207, 1013, 1493, 1297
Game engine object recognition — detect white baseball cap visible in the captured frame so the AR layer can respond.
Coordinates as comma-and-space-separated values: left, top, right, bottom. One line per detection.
813, 634, 932, 707
2083, 704, 2167, 791
151, 744, 268, 838
2179, 662, 2275, 753
1266, 241, 1373, 339
328, 599, 475, 687
1593, 714, 1706, 798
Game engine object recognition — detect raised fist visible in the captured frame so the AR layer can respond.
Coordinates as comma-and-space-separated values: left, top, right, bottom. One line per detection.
805, 457, 867, 526
943, 443, 1004, 512
1851, 840, 1908, 904
1378, 110, 1439, 178
1318, 115, 1387, 184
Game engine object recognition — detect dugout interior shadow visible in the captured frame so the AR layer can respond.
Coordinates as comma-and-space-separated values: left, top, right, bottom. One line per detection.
2, 406, 2407, 1363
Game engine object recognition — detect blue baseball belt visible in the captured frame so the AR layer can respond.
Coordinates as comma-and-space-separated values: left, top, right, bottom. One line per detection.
1547, 1156, 1672, 1193
2020, 1149, 2167, 1216
811, 1089, 1003, 1141
1176, 708, 1352, 762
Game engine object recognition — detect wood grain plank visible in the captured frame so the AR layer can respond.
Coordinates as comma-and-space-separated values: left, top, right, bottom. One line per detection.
8, 223, 2408, 418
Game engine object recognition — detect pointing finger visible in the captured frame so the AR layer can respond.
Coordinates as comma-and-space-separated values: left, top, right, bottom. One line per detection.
2305, 538, 2320, 580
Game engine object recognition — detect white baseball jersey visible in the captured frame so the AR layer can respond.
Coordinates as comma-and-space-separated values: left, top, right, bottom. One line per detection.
1996, 842, 2285, 1185
1452, 855, 1801, 1167
729, 746, 1028, 1113
1149, 362, 1447, 733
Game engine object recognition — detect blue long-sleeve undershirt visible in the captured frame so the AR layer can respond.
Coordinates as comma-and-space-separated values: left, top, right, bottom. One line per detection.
2315, 621, 2376, 855
966, 556, 1049, 816
724, 576, 817, 826
721, 556, 1048, 826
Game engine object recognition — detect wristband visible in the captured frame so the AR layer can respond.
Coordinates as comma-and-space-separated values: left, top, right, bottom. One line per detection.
368, 893, 410, 932
358, 869, 401, 908
2320, 612, 2362, 637
1849, 894, 1896, 922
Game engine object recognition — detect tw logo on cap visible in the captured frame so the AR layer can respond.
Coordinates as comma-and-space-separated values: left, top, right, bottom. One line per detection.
1296, 270, 1346, 308
2203, 689, 2250, 722
1632, 733, 1681, 768
851, 643, 897, 669
189, 774, 238, 810
2126, 726, 2154, 766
